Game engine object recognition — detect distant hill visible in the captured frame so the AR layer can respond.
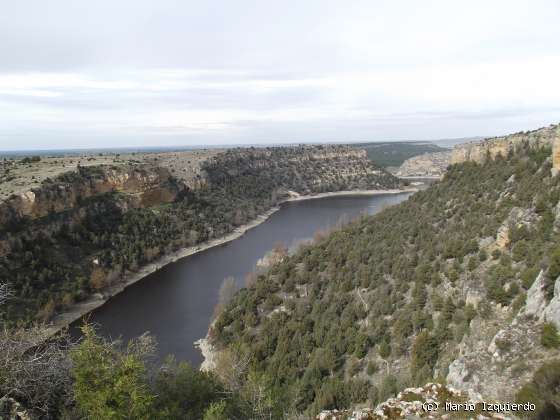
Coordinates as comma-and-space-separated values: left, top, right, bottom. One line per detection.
433, 136, 485, 148
350, 141, 448, 168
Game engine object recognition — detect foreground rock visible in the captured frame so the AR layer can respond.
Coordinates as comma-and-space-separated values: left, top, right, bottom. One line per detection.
317, 383, 517, 419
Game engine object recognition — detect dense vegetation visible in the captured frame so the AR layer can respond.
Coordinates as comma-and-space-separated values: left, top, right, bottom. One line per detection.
0, 320, 274, 419
213, 144, 560, 416
350, 141, 447, 167
0, 146, 399, 325
4, 141, 560, 418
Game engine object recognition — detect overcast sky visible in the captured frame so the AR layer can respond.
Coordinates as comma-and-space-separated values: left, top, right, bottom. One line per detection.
1, 0, 559, 150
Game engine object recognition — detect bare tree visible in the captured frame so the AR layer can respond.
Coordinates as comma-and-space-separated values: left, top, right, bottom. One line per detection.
242, 371, 274, 420
214, 346, 251, 392
0, 326, 74, 416
245, 271, 258, 288
0, 281, 74, 416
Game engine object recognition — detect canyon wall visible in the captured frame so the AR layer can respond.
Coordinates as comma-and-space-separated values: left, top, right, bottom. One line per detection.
451, 123, 560, 167
0, 165, 186, 230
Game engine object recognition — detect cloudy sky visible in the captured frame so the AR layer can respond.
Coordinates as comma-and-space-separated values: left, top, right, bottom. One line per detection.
1, 0, 559, 150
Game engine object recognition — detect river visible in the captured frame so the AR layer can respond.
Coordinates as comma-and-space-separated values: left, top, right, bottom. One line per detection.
74, 192, 413, 367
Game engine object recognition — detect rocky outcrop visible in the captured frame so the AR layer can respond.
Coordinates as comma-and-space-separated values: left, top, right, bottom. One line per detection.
394, 123, 560, 178
394, 151, 452, 178
524, 270, 547, 317
495, 207, 537, 249
542, 276, 560, 328
451, 123, 560, 166
316, 383, 511, 419
523, 268, 560, 328
0, 165, 186, 229
446, 266, 560, 404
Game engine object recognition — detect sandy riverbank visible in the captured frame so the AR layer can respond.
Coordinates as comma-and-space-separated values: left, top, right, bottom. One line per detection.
44, 187, 416, 339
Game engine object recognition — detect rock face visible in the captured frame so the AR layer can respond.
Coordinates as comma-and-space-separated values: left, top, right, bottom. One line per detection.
495, 207, 537, 249
542, 276, 560, 328
451, 123, 560, 166
554, 134, 560, 175
316, 383, 509, 419
522, 269, 560, 328
393, 151, 452, 178
446, 310, 543, 403
446, 267, 560, 403
395, 123, 560, 178
0, 165, 186, 229
524, 270, 547, 317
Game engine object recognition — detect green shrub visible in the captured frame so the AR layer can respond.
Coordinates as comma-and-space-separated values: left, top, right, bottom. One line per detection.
521, 267, 540, 290
378, 341, 391, 359
516, 360, 560, 418
546, 247, 560, 299
203, 401, 228, 420
366, 361, 378, 375
411, 331, 439, 375
71, 325, 156, 419
541, 322, 560, 348
495, 338, 512, 352
378, 375, 398, 402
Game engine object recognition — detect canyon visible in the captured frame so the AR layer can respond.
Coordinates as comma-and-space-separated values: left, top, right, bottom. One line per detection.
0, 145, 402, 326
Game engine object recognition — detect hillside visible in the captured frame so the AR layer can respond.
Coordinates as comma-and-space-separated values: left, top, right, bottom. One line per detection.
451, 123, 560, 165
393, 124, 560, 179
393, 150, 452, 178
350, 142, 447, 168
0, 145, 400, 326
0, 149, 221, 201
210, 125, 560, 418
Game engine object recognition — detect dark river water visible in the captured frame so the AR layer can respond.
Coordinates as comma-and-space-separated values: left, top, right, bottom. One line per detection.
74, 192, 413, 366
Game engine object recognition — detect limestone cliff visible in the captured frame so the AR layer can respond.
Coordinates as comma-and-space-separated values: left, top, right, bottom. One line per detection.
0, 165, 186, 230
451, 123, 560, 166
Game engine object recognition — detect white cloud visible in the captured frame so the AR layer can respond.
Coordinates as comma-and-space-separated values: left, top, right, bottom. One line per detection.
0, 0, 559, 149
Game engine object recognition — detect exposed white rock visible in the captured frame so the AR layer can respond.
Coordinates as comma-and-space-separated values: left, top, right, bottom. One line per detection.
466, 290, 483, 308
495, 207, 538, 249
478, 236, 495, 249
542, 275, 560, 328
194, 337, 217, 371
554, 201, 560, 232
524, 270, 547, 317
317, 383, 509, 419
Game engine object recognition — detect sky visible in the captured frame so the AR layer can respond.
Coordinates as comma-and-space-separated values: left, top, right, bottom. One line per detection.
1, 0, 559, 150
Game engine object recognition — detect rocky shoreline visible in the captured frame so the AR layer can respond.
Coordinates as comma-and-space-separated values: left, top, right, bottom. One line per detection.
45, 188, 416, 341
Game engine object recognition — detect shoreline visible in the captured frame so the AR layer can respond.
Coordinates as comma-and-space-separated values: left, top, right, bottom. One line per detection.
44, 187, 416, 339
